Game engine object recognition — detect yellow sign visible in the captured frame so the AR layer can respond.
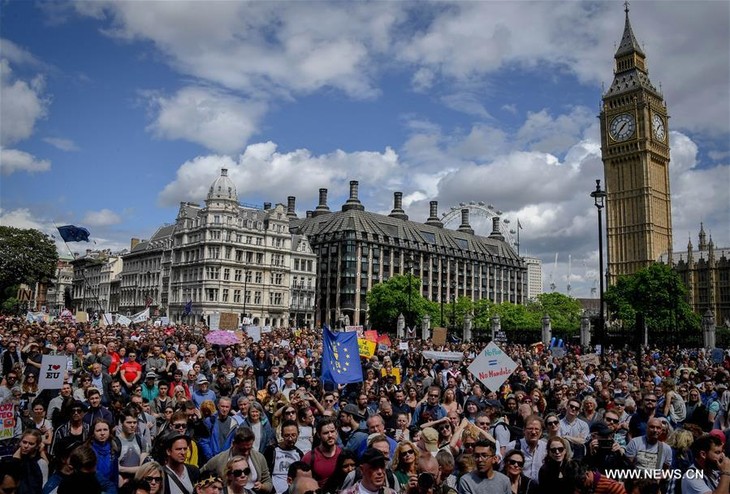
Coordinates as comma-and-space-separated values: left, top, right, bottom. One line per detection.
381, 367, 401, 384
358, 338, 376, 358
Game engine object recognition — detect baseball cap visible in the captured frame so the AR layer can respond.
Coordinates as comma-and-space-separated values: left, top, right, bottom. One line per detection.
146, 371, 157, 380
197, 375, 209, 384
421, 427, 439, 452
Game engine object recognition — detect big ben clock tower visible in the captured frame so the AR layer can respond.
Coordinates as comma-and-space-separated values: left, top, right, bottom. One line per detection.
601, 3, 673, 284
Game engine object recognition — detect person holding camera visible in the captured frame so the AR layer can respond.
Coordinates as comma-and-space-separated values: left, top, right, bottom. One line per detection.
583, 422, 630, 474
339, 448, 398, 494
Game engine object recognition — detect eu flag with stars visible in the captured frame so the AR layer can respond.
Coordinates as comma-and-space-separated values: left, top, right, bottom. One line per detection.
57, 225, 91, 242
321, 324, 362, 385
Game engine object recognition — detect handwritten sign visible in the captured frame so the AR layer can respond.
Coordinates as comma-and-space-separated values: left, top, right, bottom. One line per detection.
468, 342, 518, 392
358, 338, 376, 358
219, 312, 239, 331
0, 403, 15, 440
38, 355, 68, 390
432, 327, 447, 347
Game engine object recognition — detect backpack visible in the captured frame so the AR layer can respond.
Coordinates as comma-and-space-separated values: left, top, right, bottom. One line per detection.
491, 421, 524, 443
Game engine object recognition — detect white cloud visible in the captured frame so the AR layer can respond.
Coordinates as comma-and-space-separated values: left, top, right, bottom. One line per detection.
146, 86, 267, 154
43, 137, 78, 151
82, 209, 122, 227
0, 147, 51, 175
158, 142, 402, 208
0, 59, 49, 145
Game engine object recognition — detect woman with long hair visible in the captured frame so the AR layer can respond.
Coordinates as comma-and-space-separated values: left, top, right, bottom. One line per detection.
405, 386, 419, 413
223, 455, 255, 494
134, 462, 165, 494
14, 428, 48, 494
30, 399, 53, 451
253, 350, 269, 390
86, 419, 119, 493
321, 449, 357, 494
242, 402, 275, 453
21, 373, 39, 402
501, 449, 536, 494
231, 367, 246, 389
538, 436, 573, 492
391, 440, 419, 488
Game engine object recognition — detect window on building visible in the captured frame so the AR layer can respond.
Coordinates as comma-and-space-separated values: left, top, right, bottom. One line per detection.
206, 288, 218, 301
255, 272, 262, 283
223, 268, 230, 280
254, 291, 262, 304
222, 289, 229, 302
234, 269, 242, 281
256, 253, 263, 264
233, 290, 241, 303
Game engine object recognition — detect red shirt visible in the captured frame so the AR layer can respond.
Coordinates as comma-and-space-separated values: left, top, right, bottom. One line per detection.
120, 361, 142, 384
302, 446, 341, 487
109, 352, 121, 375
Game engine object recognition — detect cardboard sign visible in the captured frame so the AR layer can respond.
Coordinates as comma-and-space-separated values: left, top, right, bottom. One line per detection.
364, 330, 379, 342
468, 342, 518, 392
399, 342, 409, 351
358, 338, 376, 358
38, 355, 69, 390
117, 314, 131, 327
579, 353, 600, 367
345, 325, 363, 333
219, 312, 239, 331
0, 403, 15, 440
76, 311, 88, 323
432, 327, 447, 347
381, 367, 401, 384
246, 325, 262, 342
209, 313, 221, 331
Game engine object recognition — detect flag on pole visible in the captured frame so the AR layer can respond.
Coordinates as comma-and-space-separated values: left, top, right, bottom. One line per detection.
183, 300, 193, 316
321, 324, 362, 385
517, 219, 523, 230
57, 225, 91, 242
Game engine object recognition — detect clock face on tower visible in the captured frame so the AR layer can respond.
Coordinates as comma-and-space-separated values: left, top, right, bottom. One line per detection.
652, 114, 666, 141
609, 113, 636, 141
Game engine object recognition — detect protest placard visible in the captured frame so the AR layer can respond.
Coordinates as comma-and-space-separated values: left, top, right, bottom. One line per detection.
219, 312, 238, 330
358, 338, 376, 358
0, 404, 14, 440
432, 327, 447, 346
468, 342, 518, 392
38, 355, 68, 390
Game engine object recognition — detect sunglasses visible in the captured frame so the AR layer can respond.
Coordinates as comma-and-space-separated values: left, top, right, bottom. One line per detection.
568, 404, 580, 410
144, 476, 162, 484
546, 420, 559, 426
549, 447, 565, 453
400, 449, 415, 457
72, 408, 84, 414
229, 468, 251, 477
506, 459, 524, 467
604, 417, 619, 424
172, 423, 187, 429
463, 442, 476, 449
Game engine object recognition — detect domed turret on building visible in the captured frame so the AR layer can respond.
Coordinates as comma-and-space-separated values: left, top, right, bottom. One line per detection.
207, 168, 238, 204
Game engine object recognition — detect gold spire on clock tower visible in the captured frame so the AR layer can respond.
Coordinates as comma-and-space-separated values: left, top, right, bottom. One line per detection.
600, 2, 673, 284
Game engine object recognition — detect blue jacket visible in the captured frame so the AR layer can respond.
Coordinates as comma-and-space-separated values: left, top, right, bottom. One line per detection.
191, 389, 217, 409
241, 416, 276, 453
200, 414, 239, 460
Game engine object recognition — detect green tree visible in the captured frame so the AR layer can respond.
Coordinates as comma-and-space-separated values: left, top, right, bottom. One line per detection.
604, 263, 700, 333
492, 302, 539, 332
0, 227, 58, 308
528, 292, 583, 332
366, 274, 430, 332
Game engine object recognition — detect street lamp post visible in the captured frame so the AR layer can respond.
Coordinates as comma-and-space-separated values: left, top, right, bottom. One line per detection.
406, 254, 413, 330
590, 179, 607, 348
450, 280, 457, 331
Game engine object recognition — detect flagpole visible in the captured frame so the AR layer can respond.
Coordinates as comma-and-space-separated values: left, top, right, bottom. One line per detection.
53, 221, 104, 316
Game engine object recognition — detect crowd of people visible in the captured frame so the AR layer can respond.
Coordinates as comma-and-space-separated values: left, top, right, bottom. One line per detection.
1, 314, 730, 494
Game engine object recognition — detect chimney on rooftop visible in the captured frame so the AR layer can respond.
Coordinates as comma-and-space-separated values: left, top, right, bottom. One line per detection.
287, 196, 297, 219
131, 238, 140, 250
489, 217, 505, 241
388, 192, 409, 220
312, 188, 331, 217
457, 208, 474, 235
342, 180, 365, 212
263, 202, 271, 210
425, 201, 444, 228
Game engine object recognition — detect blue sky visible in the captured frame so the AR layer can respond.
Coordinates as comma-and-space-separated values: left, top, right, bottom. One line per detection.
1, 0, 728, 298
